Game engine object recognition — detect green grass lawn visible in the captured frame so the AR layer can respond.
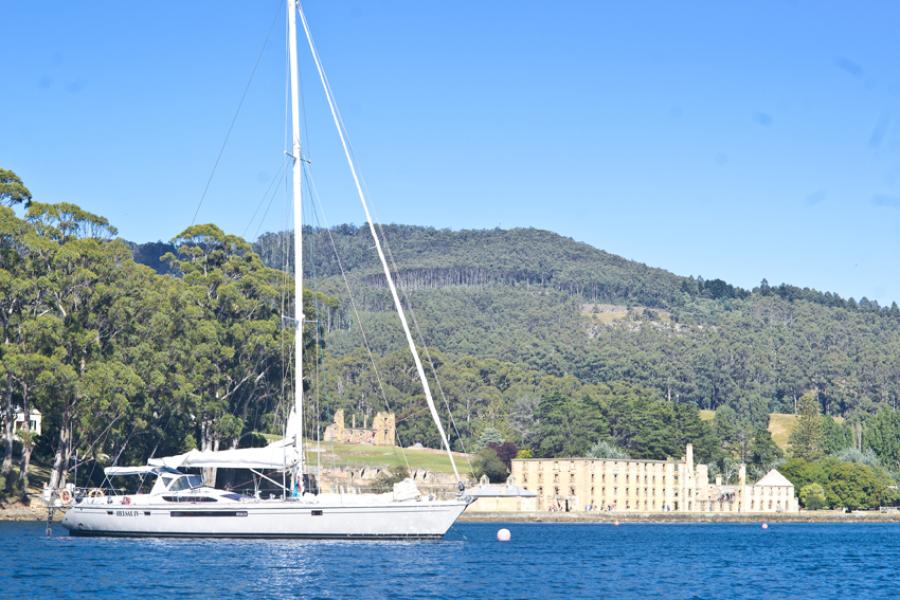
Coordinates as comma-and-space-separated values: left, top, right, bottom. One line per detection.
768, 413, 797, 450
767, 413, 843, 451
700, 411, 842, 451
305, 441, 470, 474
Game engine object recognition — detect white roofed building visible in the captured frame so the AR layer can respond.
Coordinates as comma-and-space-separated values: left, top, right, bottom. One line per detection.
744, 467, 799, 513
466, 475, 539, 512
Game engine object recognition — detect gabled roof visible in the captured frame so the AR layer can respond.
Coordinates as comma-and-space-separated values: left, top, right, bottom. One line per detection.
754, 469, 794, 488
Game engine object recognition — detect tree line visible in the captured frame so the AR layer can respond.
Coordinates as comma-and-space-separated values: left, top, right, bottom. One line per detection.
0, 168, 312, 501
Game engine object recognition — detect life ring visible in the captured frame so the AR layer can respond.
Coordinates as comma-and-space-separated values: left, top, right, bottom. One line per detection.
89, 488, 104, 498
122, 496, 132, 506
59, 489, 73, 504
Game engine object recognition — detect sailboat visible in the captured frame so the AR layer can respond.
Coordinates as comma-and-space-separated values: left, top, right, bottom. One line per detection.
60, 0, 472, 538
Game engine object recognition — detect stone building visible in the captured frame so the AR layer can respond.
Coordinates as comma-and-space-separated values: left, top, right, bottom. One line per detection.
512, 444, 708, 512
323, 409, 395, 446
704, 465, 799, 513
510, 444, 799, 513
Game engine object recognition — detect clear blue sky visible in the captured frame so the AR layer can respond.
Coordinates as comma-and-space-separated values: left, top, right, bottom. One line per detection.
3, 1, 900, 304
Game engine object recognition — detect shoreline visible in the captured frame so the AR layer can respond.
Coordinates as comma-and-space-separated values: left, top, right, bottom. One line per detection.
0, 502, 61, 522
4, 504, 900, 524
459, 510, 900, 524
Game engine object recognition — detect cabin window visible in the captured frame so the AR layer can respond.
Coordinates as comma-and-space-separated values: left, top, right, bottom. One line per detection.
168, 475, 203, 492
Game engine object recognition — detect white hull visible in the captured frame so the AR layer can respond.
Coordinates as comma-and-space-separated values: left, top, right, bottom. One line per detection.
61, 495, 470, 539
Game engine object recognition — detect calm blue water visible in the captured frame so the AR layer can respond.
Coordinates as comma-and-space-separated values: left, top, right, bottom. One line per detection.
1, 521, 898, 599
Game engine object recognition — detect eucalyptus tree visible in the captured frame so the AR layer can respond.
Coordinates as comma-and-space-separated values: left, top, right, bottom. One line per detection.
163, 224, 290, 458
0, 204, 31, 489
0, 169, 32, 207
20, 201, 133, 490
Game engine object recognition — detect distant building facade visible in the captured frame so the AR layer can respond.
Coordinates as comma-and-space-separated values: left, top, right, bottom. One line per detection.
323, 409, 395, 446
510, 444, 798, 513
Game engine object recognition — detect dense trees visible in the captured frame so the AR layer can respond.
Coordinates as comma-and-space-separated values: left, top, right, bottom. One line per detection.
0, 172, 302, 501
9, 171, 900, 508
781, 458, 894, 510
862, 408, 900, 470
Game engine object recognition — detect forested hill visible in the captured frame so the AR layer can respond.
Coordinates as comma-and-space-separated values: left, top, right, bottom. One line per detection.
124, 224, 900, 460
242, 225, 900, 422
256, 226, 689, 308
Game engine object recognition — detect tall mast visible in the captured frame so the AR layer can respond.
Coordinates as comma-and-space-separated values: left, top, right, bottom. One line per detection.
287, 0, 304, 483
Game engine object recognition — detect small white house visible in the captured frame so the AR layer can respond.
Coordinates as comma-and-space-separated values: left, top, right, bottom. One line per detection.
7, 407, 42, 438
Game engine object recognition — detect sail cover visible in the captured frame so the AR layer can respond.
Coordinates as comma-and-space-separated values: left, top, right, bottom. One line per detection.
148, 439, 299, 470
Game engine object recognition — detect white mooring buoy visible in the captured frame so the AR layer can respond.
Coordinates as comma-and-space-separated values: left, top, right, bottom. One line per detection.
497, 528, 511, 542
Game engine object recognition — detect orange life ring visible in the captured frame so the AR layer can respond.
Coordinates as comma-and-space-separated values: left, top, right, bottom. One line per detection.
59, 489, 73, 504
122, 496, 132, 506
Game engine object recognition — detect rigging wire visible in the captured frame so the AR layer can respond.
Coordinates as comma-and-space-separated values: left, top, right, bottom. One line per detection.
302, 165, 412, 474
242, 160, 289, 239
375, 225, 476, 478
189, 1, 282, 227
296, 1, 460, 483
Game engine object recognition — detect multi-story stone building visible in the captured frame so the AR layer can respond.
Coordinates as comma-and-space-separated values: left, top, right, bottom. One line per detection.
510, 444, 798, 513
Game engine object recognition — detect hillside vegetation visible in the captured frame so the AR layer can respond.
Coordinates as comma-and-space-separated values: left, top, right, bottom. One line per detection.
4, 163, 900, 508
252, 225, 900, 420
